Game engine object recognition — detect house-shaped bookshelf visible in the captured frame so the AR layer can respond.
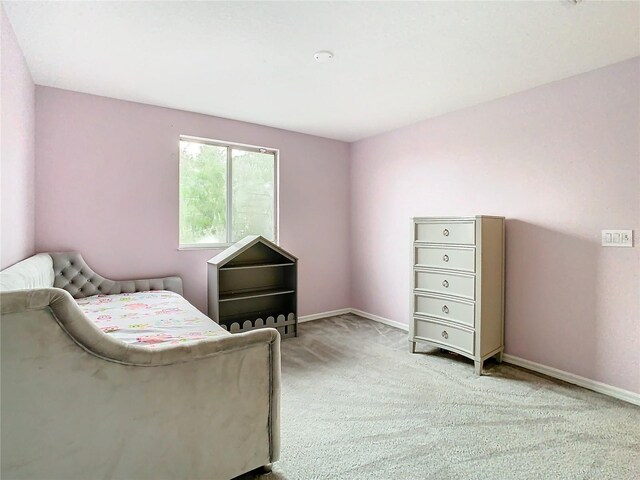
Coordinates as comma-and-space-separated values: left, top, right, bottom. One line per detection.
207, 235, 298, 338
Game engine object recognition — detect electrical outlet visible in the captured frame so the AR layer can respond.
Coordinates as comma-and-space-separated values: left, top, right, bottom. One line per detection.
601, 230, 633, 247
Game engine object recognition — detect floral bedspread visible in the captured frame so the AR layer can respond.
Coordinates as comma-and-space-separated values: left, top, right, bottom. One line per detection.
76, 290, 228, 348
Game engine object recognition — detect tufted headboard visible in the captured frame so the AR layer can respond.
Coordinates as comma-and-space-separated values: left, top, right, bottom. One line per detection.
1, 252, 183, 298
50, 252, 183, 298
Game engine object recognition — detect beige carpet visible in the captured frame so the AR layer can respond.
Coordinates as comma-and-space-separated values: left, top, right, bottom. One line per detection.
241, 314, 640, 480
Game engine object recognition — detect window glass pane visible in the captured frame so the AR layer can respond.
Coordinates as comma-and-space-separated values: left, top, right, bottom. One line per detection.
179, 141, 227, 245
231, 149, 275, 242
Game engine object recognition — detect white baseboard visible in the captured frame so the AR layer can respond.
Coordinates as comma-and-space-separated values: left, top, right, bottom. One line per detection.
502, 354, 640, 407
298, 308, 351, 323
297, 307, 409, 331
299, 308, 640, 406
349, 308, 409, 331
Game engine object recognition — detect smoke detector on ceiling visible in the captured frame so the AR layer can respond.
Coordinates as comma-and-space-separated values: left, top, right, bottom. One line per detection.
314, 51, 334, 63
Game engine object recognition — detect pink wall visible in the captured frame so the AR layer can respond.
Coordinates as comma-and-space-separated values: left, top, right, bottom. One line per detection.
350, 58, 640, 394
35, 87, 351, 315
0, 6, 35, 269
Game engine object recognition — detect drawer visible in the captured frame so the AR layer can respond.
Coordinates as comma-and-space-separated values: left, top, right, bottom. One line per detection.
415, 246, 475, 273
415, 270, 475, 300
414, 317, 474, 355
415, 221, 475, 245
414, 293, 475, 328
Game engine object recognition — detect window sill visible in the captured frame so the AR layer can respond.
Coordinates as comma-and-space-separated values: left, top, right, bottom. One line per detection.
178, 244, 232, 251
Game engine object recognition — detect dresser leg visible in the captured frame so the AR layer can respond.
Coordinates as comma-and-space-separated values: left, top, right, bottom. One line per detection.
474, 360, 483, 376
496, 351, 503, 364
409, 341, 416, 353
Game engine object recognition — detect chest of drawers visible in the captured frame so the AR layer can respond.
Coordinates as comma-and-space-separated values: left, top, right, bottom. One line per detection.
409, 216, 505, 375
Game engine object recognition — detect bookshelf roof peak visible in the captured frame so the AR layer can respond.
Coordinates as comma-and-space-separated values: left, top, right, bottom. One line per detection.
207, 235, 297, 267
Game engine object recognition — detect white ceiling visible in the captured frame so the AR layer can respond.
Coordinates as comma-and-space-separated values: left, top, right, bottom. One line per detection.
4, 1, 640, 142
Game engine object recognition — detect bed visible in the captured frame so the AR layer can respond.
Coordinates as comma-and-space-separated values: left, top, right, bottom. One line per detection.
0, 252, 280, 480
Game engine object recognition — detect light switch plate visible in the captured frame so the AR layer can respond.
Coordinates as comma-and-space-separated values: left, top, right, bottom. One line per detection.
601, 229, 633, 247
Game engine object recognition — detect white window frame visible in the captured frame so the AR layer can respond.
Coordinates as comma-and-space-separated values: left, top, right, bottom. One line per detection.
178, 135, 279, 250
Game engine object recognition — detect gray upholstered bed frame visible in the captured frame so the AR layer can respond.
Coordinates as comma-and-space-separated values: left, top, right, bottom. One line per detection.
0, 252, 280, 480
49, 251, 184, 298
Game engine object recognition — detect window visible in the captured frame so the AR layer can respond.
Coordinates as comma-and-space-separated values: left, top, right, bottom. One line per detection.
179, 136, 277, 248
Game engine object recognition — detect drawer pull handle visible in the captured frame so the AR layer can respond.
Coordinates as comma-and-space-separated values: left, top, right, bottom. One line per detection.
442, 280, 449, 288
443, 229, 450, 237
442, 330, 449, 339
442, 305, 449, 314
442, 254, 449, 262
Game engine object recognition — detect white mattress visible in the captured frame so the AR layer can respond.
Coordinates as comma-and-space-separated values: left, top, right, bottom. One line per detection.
77, 290, 228, 348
